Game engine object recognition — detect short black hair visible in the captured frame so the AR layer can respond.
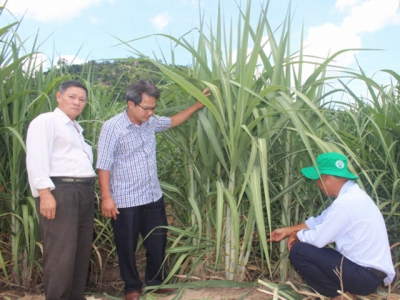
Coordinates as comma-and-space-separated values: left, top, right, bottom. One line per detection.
126, 80, 160, 104
59, 80, 88, 97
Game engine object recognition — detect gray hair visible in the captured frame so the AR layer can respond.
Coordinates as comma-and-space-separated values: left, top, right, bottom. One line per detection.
59, 80, 88, 97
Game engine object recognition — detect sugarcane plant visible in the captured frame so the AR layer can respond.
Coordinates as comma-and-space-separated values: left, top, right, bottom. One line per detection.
1, 0, 400, 295
122, 0, 378, 284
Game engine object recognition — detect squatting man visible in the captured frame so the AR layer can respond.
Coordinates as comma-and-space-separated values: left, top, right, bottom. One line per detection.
269, 152, 395, 300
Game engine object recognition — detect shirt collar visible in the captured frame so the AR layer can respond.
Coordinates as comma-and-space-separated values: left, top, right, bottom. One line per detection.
54, 107, 83, 132
123, 110, 153, 129
338, 180, 356, 197
122, 110, 133, 128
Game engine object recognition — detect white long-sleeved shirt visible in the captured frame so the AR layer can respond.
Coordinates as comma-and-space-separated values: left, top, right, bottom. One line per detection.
297, 180, 395, 284
26, 108, 95, 197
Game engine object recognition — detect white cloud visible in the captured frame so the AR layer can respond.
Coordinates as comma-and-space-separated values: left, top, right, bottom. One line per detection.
303, 0, 400, 70
21, 53, 85, 72
55, 55, 86, 66
304, 22, 362, 68
150, 12, 171, 31
22, 53, 48, 73
1, 0, 101, 22
342, 0, 400, 34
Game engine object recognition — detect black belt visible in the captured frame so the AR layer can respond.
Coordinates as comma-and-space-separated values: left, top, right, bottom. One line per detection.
51, 177, 96, 184
366, 267, 387, 281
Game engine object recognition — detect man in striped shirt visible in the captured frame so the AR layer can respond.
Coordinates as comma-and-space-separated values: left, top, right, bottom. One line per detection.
269, 152, 395, 300
96, 80, 209, 300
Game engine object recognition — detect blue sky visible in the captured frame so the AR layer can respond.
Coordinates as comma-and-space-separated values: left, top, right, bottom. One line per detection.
1, 0, 400, 87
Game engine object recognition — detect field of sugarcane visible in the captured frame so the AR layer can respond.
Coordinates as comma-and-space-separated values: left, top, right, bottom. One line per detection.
1, 1, 400, 299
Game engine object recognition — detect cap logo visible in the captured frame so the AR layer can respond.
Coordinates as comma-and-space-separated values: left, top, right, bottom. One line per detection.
335, 160, 345, 169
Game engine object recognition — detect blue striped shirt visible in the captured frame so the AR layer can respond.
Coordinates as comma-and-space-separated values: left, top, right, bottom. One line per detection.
298, 180, 395, 284
96, 110, 171, 208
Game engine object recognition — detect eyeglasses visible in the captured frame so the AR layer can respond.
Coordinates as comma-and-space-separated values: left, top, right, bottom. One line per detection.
136, 103, 157, 112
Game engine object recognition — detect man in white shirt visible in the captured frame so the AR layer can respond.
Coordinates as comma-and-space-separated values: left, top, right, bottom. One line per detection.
26, 80, 96, 300
269, 152, 395, 300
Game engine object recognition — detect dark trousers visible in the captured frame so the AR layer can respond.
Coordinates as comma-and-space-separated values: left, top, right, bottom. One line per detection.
112, 196, 168, 294
289, 242, 382, 297
36, 181, 95, 300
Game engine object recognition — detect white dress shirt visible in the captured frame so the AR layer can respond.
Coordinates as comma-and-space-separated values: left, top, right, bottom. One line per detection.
26, 108, 95, 197
297, 180, 395, 284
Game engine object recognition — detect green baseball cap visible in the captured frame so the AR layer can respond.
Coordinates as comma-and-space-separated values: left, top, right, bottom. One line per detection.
301, 152, 359, 180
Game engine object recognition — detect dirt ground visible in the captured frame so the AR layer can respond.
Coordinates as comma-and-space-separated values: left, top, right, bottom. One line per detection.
2, 281, 399, 300
3, 286, 400, 300
0, 286, 266, 300
0, 256, 397, 300
2, 281, 400, 300
0, 257, 269, 300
